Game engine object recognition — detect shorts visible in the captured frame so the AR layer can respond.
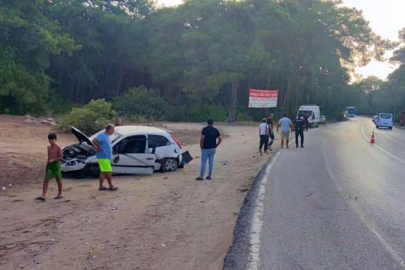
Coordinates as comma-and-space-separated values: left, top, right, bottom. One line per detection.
98, 159, 112, 173
281, 131, 290, 141
46, 162, 62, 179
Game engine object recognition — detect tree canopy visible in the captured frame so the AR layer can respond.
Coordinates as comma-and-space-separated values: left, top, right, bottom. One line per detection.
0, 0, 398, 121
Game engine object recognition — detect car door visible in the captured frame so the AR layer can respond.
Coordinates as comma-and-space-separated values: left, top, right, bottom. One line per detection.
148, 134, 176, 159
111, 135, 155, 175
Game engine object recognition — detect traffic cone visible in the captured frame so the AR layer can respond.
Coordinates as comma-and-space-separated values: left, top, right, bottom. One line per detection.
370, 132, 375, 144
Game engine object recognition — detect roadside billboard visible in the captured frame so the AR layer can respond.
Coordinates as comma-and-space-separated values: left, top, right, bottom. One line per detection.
248, 89, 278, 108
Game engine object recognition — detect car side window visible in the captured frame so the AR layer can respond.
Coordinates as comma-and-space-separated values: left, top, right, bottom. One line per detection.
114, 136, 147, 154
148, 135, 171, 148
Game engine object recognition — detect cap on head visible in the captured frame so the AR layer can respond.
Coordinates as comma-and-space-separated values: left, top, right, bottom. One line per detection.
262, 118, 267, 122
207, 118, 214, 125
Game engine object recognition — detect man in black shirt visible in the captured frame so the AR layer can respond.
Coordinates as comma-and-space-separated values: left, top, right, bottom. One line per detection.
266, 114, 274, 151
196, 119, 222, 181
294, 114, 306, 148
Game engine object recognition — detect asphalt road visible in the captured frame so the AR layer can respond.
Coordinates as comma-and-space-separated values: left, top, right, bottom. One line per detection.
224, 117, 405, 270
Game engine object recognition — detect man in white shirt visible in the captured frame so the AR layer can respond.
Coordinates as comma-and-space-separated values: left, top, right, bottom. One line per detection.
277, 114, 293, 149
259, 118, 269, 155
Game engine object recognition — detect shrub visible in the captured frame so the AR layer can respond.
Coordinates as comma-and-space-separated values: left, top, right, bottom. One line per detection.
324, 110, 345, 122
58, 99, 118, 135
166, 105, 186, 122
187, 105, 228, 122
236, 112, 253, 122
113, 86, 166, 120
356, 105, 375, 116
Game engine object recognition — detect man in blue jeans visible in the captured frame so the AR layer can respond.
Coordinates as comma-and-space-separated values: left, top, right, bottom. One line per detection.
196, 118, 222, 181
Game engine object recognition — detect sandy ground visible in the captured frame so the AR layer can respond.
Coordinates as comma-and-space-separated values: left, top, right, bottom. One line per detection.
0, 116, 278, 270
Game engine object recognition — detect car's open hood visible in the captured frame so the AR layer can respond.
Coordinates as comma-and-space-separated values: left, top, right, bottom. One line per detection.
70, 126, 96, 148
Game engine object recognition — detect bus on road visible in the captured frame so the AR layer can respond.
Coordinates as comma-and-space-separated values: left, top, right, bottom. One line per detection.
346, 107, 356, 117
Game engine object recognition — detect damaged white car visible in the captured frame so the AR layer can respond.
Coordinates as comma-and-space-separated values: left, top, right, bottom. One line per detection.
62, 126, 190, 177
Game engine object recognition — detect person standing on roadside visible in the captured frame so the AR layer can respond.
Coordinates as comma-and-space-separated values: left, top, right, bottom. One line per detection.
115, 118, 122, 127
267, 113, 274, 151
259, 118, 269, 155
294, 113, 306, 148
196, 119, 222, 181
304, 115, 309, 131
277, 114, 293, 149
36, 133, 63, 201
92, 124, 118, 191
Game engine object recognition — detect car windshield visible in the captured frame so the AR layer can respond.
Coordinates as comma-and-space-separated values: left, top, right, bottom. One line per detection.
299, 110, 312, 117
90, 131, 122, 143
380, 114, 392, 119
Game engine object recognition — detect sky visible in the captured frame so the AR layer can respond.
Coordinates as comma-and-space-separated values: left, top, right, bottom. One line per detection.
157, 0, 405, 80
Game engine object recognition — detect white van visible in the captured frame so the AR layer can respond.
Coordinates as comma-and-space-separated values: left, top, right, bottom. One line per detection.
297, 105, 321, 128
376, 113, 393, 129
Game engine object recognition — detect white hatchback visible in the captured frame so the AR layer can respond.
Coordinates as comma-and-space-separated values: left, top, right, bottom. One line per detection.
376, 113, 393, 129
61, 126, 188, 177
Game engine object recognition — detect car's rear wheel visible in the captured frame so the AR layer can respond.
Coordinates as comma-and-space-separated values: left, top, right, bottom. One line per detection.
160, 158, 178, 173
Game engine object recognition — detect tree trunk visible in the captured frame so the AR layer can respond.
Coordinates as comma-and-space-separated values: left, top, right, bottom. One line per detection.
116, 65, 123, 96
266, 74, 271, 90
228, 82, 238, 122
282, 81, 291, 114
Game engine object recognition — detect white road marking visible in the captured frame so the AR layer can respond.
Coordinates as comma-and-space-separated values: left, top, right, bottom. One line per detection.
247, 151, 281, 270
323, 142, 405, 269
361, 122, 405, 165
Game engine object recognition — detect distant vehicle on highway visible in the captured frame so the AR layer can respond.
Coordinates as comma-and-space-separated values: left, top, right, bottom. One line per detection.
319, 115, 326, 124
346, 106, 356, 117
297, 105, 320, 128
376, 113, 393, 129
372, 115, 378, 124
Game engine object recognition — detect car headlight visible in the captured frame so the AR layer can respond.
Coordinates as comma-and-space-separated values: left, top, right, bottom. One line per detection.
67, 160, 78, 166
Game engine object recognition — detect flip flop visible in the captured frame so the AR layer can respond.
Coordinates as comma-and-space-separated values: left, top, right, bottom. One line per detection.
110, 186, 118, 191
36, 197, 46, 202
99, 187, 109, 191
54, 195, 63, 200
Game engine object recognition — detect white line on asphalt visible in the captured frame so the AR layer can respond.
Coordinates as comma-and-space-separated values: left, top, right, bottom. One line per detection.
323, 142, 405, 269
247, 151, 281, 270
361, 122, 405, 165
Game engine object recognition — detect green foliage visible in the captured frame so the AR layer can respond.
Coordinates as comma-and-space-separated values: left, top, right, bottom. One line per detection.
186, 105, 228, 122
166, 105, 187, 122
236, 113, 254, 122
113, 86, 166, 120
0, 0, 394, 121
356, 105, 376, 116
59, 99, 118, 135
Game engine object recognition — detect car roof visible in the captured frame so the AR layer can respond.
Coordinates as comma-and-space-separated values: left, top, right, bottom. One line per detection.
114, 126, 170, 136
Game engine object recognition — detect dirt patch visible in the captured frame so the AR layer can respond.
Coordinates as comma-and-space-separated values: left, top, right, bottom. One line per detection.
0, 115, 75, 188
0, 115, 276, 270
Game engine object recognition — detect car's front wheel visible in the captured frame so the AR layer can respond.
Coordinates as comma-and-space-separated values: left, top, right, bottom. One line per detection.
160, 158, 178, 173
89, 164, 100, 176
